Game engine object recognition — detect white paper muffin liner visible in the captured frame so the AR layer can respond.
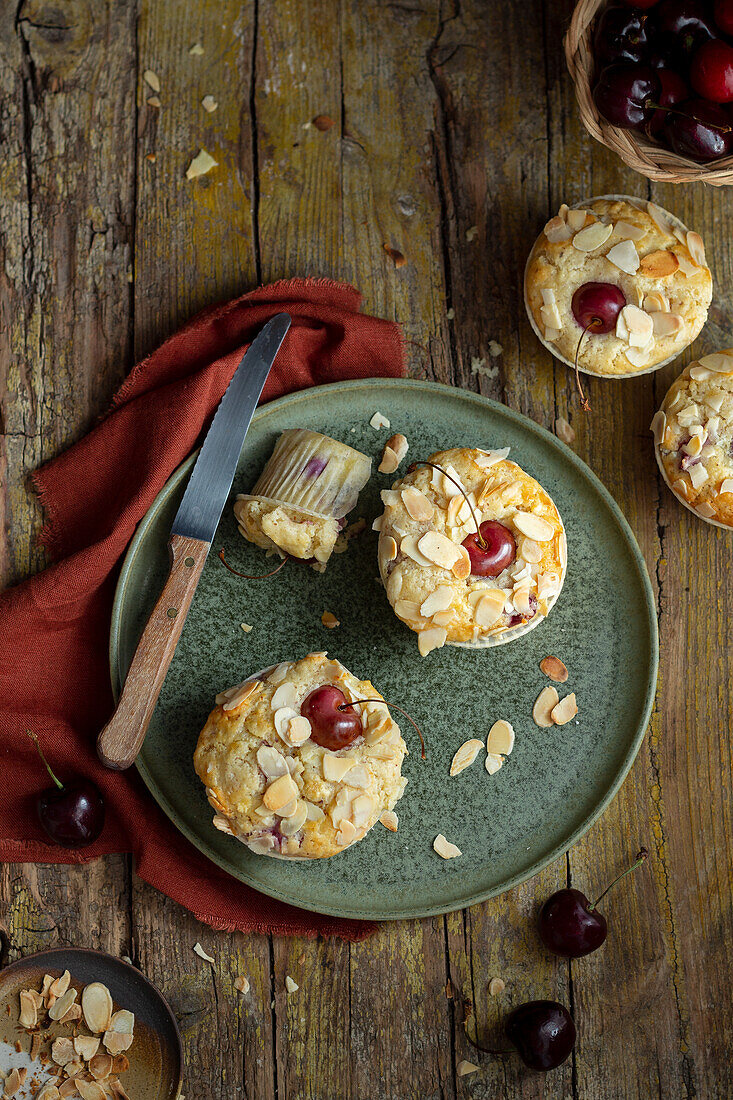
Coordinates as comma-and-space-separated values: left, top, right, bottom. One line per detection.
239, 429, 371, 520
523, 194, 703, 380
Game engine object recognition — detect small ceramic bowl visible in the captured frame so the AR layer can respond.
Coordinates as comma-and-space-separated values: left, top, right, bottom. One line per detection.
0, 947, 183, 1099
524, 194, 711, 380
651, 351, 733, 531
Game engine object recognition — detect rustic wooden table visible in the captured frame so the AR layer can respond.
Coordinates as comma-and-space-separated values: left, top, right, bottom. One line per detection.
2, 1, 731, 1096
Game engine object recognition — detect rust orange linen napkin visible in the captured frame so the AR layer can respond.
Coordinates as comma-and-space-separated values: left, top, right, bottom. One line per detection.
0, 278, 405, 939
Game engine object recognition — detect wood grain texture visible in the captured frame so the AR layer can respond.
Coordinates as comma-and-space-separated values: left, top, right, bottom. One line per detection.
2, 0, 732, 1097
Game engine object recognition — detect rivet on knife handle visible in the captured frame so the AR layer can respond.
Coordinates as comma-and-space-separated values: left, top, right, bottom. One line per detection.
97, 534, 209, 770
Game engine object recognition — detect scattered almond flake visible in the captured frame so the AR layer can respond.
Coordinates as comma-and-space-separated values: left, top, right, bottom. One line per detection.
614, 219, 646, 242
466, 225, 478, 241
487, 719, 514, 756
193, 942, 216, 964
370, 411, 391, 430
652, 312, 682, 337
312, 114, 335, 131
238, 623, 253, 635
471, 356, 498, 379
201, 95, 218, 113
457, 1060, 480, 1077
450, 738, 483, 776
646, 201, 672, 235
3, 1069, 22, 1097
48, 987, 77, 1021
513, 511, 554, 541
383, 244, 406, 268
402, 485, 434, 521
540, 655, 568, 683
446, 308, 455, 320
606, 239, 639, 275
719, 478, 733, 496
618, 304, 653, 348
378, 432, 408, 473
533, 685, 559, 727
189, 42, 204, 55
699, 351, 733, 374
81, 983, 113, 1034
572, 221, 612, 252
143, 69, 160, 92
555, 417, 575, 444
146, 95, 161, 108
145, 153, 157, 163
50, 970, 71, 997
687, 231, 706, 268
74, 1035, 100, 1061
551, 692, 578, 726
643, 291, 668, 314
689, 463, 708, 490
321, 611, 339, 629
30, 1031, 43, 1060
185, 148, 218, 181
566, 208, 588, 231
235, 976, 250, 994
488, 340, 503, 357
639, 249, 679, 277
19, 988, 37, 1029
52, 1037, 76, 1066
489, 976, 505, 996
433, 833, 462, 859
285, 976, 299, 993
380, 809, 398, 832
544, 215, 573, 243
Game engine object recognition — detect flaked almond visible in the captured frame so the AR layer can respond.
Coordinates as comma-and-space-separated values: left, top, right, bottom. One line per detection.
485, 752, 504, 774
74, 1035, 100, 1061
335, 818, 357, 847
457, 1060, 480, 1076
689, 464, 708, 490
312, 114, 335, 130
614, 219, 646, 242
719, 478, 733, 496
487, 719, 515, 755
555, 416, 575, 444
48, 988, 77, 1021
572, 221, 612, 252
646, 201, 673, 235
256, 744, 289, 780
351, 793, 376, 827
639, 249, 679, 277
512, 511, 554, 542
642, 291, 668, 313
217, 679, 260, 712
143, 69, 160, 92
285, 975, 299, 993
50, 970, 71, 998
686, 231, 706, 268
652, 312, 682, 337
41, 973, 54, 1003
380, 810, 398, 832
697, 501, 716, 517
285, 716, 311, 746
19, 989, 37, 1029
193, 942, 216, 964
30, 1032, 43, 1060
103, 1013, 134, 1056
59, 1081, 83, 1099
566, 207, 589, 232
520, 538, 542, 564
201, 94, 218, 112
625, 346, 652, 369
418, 625, 448, 656
271, 681, 298, 710
88, 1052, 114, 1081
378, 433, 408, 473
370, 410, 391, 430
450, 738, 483, 776
433, 833, 462, 859
418, 530, 460, 569
273, 705, 299, 740
383, 244, 406, 268
76, 1082, 106, 1100
399, 534, 434, 568
323, 754, 354, 782
382, 535, 398, 562
235, 975, 250, 995
551, 692, 578, 725
544, 216, 572, 243
60, 1002, 82, 1025
51, 1037, 76, 1066
540, 655, 568, 683
451, 545, 471, 580
321, 611, 340, 629
36, 1085, 61, 1100
280, 800, 308, 835
606, 239, 639, 275
401, 486, 434, 522
3, 1070, 23, 1098
185, 148, 218, 180
699, 352, 733, 375
489, 976, 506, 996
533, 685, 559, 727
420, 586, 453, 617
618, 304, 653, 348
474, 590, 505, 629
81, 982, 113, 1035
540, 288, 562, 331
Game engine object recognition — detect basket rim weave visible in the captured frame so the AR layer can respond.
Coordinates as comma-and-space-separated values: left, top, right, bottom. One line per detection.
565, 0, 733, 186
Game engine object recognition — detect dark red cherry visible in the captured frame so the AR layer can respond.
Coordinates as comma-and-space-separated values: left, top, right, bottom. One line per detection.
593, 64, 662, 130
715, 0, 733, 35
27, 731, 105, 848
462, 521, 516, 577
653, 0, 717, 58
539, 849, 648, 958
663, 96, 733, 160
690, 39, 733, 102
571, 283, 626, 334
594, 7, 650, 67
505, 1001, 576, 1072
646, 69, 690, 133
301, 686, 362, 750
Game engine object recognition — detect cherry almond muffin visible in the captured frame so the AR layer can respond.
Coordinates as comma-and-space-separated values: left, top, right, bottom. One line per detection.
525, 197, 712, 377
652, 350, 733, 528
194, 652, 408, 858
375, 448, 566, 654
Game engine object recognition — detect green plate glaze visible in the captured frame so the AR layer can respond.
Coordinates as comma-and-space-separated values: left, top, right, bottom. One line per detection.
110, 379, 658, 921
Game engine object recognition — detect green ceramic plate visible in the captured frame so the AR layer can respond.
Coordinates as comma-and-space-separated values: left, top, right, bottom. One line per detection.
110, 379, 658, 921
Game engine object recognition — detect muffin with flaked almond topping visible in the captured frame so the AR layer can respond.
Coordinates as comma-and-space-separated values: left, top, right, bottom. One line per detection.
375, 447, 566, 654
652, 350, 733, 529
525, 196, 712, 377
234, 429, 372, 570
194, 652, 408, 859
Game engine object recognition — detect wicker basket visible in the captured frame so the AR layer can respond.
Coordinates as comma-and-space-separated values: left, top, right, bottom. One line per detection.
565, 0, 733, 185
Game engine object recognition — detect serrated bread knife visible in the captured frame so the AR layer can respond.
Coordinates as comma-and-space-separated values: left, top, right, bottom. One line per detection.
97, 312, 291, 770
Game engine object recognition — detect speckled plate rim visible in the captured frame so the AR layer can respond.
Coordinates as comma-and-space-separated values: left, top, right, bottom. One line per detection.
523, 193, 701, 380
0, 947, 184, 1098
109, 378, 658, 920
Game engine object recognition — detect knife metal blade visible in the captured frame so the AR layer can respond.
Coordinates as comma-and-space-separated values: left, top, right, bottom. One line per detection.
171, 311, 291, 545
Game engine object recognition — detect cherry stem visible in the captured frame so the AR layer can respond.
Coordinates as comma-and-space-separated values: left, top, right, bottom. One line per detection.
648, 102, 733, 133
218, 548, 289, 580
573, 322, 594, 413
339, 698, 426, 759
464, 1024, 515, 1058
26, 730, 64, 791
408, 461, 486, 549
589, 847, 649, 911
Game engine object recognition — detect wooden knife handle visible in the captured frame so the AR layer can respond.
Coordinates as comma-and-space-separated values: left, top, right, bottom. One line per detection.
97, 533, 209, 770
